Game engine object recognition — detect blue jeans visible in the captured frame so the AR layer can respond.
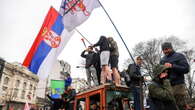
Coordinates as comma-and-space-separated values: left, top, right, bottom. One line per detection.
133, 87, 141, 110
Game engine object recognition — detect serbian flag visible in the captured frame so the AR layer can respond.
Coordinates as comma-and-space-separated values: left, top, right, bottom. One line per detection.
23, 7, 73, 80
59, 0, 100, 31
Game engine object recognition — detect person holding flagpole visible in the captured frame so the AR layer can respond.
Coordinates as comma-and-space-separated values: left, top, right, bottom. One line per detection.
81, 46, 99, 86
93, 36, 112, 84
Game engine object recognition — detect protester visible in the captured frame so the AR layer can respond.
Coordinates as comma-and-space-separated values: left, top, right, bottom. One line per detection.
81, 46, 99, 86
93, 35, 112, 84
62, 86, 76, 110
90, 101, 100, 110
126, 56, 144, 110
93, 48, 101, 84
160, 42, 190, 110
107, 37, 121, 86
64, 73, 72, 90
47, 94, 63, 110
187, 103, 195, 110
148, 64, 179, 110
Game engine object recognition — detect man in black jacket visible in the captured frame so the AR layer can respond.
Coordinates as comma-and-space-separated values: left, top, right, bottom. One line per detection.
160, 42, 190, 110
47, 94, 63, 110
126, 56, 144, 110
62, 86, 76, 110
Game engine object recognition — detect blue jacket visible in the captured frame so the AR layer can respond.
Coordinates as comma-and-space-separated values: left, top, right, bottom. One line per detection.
160, 51, 189, 85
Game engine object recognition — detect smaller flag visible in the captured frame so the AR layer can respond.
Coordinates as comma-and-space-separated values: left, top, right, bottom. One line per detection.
51, 80, 65, 99
59, 0, 100, 31
24, 101, 30, 110
9, 106, 14, 110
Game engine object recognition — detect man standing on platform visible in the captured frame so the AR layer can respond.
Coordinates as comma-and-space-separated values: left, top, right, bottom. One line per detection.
81, 46, 99, 86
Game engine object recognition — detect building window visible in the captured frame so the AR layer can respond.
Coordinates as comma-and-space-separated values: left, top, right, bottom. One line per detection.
23, 82, 27, 89
33, 87, 36, 98
21, 90, 25, 99
1, 86, 8, 96
28, 92, 32, 100
13, 88, 19, 98
2, 86, 8, 91
34, 87, 36, 91
15, 80, 20, 87
30, 84, 33, 90
3, 77, 9, 85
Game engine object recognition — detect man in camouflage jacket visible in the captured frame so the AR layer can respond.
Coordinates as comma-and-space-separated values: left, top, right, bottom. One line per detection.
148, 65, 179, 110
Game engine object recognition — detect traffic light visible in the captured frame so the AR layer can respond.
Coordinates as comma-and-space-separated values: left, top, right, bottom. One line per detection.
0, 58, 5, 79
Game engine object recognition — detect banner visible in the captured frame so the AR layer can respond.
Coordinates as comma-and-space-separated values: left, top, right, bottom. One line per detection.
51, 80, 65, 99
59, 0, 100, 31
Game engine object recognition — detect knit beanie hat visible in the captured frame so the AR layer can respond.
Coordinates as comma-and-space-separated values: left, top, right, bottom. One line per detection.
161, 42, 172, 50
152, 64, 169, 78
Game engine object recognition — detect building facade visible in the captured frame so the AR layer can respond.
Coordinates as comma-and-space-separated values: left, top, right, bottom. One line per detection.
37, 60, 71, 110
48, 60, 71, 80
0, 61, 39, 110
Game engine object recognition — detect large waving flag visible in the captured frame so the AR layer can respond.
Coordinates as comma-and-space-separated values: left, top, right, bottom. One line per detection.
59, 0, 100, 31
23, 7, 74, 80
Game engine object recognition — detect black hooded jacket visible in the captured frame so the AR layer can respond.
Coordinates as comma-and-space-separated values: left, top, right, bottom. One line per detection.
93, 36, 110, 52
126, 63, 143, 86
160, 51, 189, 85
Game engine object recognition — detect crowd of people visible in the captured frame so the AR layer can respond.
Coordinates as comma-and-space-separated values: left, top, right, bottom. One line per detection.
80, 36, 195, 110
48, 35, 195, 110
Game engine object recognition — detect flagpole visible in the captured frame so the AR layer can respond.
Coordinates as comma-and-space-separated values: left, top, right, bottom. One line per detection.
75, 29, 93, 45
97, 0, 136, 64
97, 1, 146, 110
98, 0, 146, 85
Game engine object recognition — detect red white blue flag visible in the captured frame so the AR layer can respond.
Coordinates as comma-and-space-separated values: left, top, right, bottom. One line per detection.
59, 0, 100, 31
23, 7, 73, 80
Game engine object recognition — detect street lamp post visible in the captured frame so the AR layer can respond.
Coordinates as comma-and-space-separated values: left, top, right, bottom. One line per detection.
0, 58, 5, 80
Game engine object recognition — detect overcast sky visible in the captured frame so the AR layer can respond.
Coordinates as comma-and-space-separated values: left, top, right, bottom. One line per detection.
0, 0, 195, 79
